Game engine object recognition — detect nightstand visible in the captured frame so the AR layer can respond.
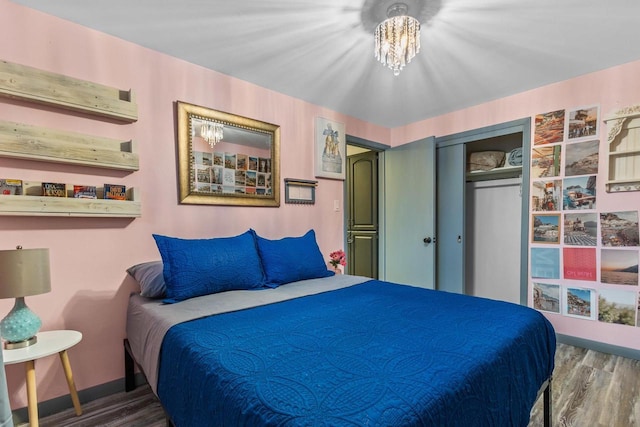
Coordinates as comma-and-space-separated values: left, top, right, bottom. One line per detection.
3, 330, 83, 427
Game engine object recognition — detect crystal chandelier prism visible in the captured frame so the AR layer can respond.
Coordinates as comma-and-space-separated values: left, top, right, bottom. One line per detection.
201, 121, 224, 148
374, 3, 421, 76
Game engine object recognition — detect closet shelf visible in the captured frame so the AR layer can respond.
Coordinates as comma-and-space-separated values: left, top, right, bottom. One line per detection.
0, 59, 138, 123
466, 165, 522, 182
0, 120, 138, 171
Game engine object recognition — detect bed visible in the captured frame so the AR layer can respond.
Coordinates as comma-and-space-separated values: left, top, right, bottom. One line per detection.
124, 230, 556, 427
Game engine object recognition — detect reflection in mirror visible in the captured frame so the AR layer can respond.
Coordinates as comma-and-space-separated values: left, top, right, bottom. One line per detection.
177, 101, 280, 206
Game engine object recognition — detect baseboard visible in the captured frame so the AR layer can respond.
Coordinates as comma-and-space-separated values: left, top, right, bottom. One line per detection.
11, 373, 147, 425
557, 334, 640, 361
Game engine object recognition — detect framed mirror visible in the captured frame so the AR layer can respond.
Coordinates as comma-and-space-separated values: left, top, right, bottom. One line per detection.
176, 101, 280, 206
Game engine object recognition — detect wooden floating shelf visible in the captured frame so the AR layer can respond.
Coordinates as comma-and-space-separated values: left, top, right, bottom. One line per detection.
0, 186, 140, 218
0, 120, 138, 171
0, 59, 138, 123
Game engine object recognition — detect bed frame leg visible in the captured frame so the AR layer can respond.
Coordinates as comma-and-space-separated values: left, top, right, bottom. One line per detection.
543, 377, 552, 427
124, 339, 136, 392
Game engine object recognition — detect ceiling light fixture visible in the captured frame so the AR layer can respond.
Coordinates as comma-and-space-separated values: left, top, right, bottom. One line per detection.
374, 3, 421, 76
201, 121, 224, 148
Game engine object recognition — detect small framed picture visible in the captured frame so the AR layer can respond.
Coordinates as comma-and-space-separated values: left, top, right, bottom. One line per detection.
314, 117, 346, 180
284, 178, 317, 204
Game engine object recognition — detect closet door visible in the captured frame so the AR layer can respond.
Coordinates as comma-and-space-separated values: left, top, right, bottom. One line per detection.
383, 137, 436, 289
435, 142, 466, 293
465, 178, 522, 303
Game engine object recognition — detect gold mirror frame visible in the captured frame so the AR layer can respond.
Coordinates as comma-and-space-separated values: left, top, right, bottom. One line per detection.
176, 101, 280, 206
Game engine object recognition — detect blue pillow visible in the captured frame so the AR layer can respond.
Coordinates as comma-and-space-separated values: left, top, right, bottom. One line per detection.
254, 229, 334, 287
153, 231, 265, 303
126, 260, 166, 298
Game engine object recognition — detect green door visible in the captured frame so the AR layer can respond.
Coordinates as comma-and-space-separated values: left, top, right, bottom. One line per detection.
382, 137, 436, 289
346, 151, 379, 278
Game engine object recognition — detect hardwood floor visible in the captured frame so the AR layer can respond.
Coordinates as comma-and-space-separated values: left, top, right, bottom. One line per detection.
528, 343, 640, 427
22, 343, 639, 426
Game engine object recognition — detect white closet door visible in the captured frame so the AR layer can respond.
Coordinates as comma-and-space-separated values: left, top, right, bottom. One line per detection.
465, 178, 521, 303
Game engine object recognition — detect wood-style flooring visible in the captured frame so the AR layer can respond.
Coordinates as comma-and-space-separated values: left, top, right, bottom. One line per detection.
21, 343, 640, 426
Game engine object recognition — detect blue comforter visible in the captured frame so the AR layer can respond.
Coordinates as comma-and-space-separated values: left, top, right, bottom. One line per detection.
157, 280, 555, 426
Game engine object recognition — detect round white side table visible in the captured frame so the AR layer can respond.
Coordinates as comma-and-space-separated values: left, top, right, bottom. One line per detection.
3, 330, 83, 427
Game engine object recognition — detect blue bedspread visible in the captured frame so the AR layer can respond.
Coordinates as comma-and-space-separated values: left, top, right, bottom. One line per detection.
157, 280, 555, 426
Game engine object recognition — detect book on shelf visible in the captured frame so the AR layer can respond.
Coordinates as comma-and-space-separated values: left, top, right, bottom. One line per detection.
42, 182, 67, 197
73, 185, 97, 199
104, 184, 126, 200
0, 179, 22, 195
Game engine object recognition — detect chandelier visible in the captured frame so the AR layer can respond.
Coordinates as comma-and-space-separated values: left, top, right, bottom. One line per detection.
374, 3, 421, 76
201, 121, 224, 148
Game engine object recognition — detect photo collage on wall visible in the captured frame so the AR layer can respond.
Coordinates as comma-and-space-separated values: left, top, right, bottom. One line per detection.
530, 105, 640, 327
192, 150, 272, 196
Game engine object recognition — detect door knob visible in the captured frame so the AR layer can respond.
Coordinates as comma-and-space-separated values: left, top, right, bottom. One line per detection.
423, 237, 432, 244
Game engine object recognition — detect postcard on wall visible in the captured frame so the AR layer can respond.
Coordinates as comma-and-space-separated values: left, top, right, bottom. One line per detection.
315, 117, 346, 180
532, 214, 561, 244
601, 249, 638, 286
563, 287, 596, 320
564, 139, 599, 176
531, 179, 562, 211
533, 282, 561, 314
534, 110, 565, 146
563, 212, 597, 246
214, 152, 224, 167
222, 169, 235, 186
563, 175, 596, 210
563, 247, 597, 281
531, 247, 560, 279
246, 170, 257, 187
237, 154, 248, 171
249, 156, 258, 171
235, 170, 246, 186
193, 151, 213, 166
567, 105, 599, 141
598, 288, 637, 326
600, 211, 639, 247
225, 153, 237, 169
637, 294, 640, 327
531, 145, 562, 178
196, 165, 212, 184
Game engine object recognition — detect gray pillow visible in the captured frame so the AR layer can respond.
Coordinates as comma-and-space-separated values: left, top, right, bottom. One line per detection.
126, 261, 166, 298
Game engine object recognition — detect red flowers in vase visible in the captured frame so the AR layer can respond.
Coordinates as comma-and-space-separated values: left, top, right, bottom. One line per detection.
328, 249, 346, 272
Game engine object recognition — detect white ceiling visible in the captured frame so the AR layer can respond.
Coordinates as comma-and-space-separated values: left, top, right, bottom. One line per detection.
10, 0, 640, 128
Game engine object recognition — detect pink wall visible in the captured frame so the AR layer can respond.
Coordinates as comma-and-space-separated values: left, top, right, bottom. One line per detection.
0, 1, 389, 409
393, 61, 640, 351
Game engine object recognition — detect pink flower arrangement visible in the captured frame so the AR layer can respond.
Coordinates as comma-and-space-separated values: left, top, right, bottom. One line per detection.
329, 249, 346, 268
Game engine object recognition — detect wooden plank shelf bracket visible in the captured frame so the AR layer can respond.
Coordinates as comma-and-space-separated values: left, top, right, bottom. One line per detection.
0, 59, 138, 122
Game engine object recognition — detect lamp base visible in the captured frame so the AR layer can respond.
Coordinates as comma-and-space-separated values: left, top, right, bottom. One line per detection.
0, 297, 42, 349
4, 335, 37, 350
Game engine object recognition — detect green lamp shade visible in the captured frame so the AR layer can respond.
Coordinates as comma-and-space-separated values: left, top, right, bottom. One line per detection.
0, 297, 41, 343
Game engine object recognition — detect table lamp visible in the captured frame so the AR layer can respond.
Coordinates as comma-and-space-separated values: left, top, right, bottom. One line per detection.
0, 246, 51, 349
